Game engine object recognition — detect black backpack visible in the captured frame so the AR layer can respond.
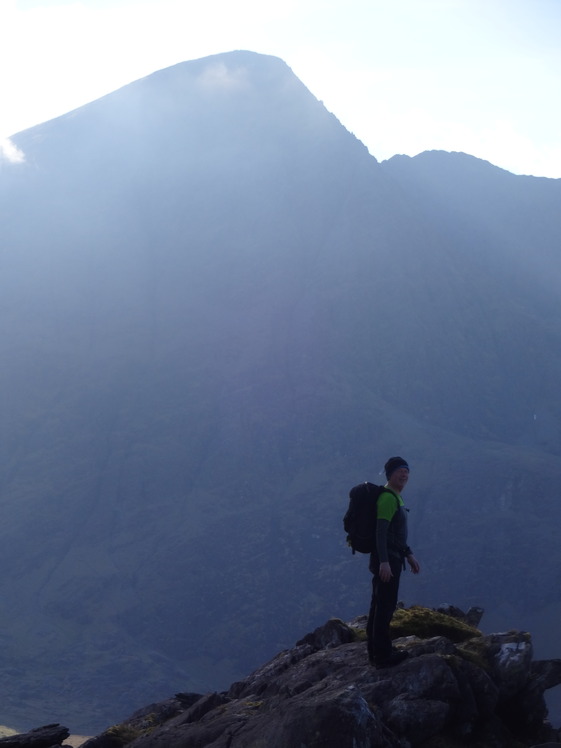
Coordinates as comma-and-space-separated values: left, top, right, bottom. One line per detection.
343, 482, 399, 554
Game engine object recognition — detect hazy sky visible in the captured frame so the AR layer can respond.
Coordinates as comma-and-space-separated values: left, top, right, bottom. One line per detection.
1, 0, 560, 177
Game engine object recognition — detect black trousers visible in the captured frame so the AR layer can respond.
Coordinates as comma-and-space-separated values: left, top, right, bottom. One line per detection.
366, 556, 402, 662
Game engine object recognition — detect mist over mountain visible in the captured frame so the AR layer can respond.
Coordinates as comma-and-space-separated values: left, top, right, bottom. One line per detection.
1, 50, 561, 733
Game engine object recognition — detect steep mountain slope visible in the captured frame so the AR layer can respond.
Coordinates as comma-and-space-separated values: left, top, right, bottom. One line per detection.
0, 50, 560, 732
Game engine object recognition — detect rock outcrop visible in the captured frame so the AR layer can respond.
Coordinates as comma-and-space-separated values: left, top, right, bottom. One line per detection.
0, 723, 69, 747
76, 605, 561, 747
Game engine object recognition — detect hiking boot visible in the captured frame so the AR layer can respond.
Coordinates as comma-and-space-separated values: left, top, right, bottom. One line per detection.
374, 650, 409, 668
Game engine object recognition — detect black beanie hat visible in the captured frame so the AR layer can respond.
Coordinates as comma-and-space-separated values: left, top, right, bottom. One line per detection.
384, 456, 409, 480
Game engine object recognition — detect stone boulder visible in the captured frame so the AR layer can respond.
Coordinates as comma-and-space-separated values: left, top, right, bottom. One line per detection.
0, 724, 69, 747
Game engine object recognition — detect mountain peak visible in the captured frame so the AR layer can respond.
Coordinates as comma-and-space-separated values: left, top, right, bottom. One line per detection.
2, 48, 561, 734
106, 49, 298, 104
10, 48, 368, 175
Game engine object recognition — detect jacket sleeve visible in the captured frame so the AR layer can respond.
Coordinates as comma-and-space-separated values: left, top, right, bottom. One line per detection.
376, 518, 390, 563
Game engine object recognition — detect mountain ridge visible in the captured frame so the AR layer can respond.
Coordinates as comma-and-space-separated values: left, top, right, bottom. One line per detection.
1, 50, 560, 732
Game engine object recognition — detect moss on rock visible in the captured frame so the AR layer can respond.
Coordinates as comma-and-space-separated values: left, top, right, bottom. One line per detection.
391, 606, 482, 643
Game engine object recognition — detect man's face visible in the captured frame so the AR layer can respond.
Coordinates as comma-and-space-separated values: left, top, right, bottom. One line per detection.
390, 467, 409, 492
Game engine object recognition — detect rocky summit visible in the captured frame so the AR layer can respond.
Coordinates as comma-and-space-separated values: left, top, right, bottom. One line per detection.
7, 605, 553, 748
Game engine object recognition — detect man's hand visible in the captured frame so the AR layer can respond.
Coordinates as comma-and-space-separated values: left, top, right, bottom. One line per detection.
407, 554, 421, 574
379, 561, 393, 582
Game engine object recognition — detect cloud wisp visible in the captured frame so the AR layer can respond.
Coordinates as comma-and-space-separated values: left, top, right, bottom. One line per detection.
0, 137, 25, 165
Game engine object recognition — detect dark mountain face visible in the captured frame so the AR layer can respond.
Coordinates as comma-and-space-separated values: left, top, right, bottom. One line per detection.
1, 50, 561, 732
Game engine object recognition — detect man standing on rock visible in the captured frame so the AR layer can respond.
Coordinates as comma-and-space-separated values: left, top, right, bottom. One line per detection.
366, 456, 420, 668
